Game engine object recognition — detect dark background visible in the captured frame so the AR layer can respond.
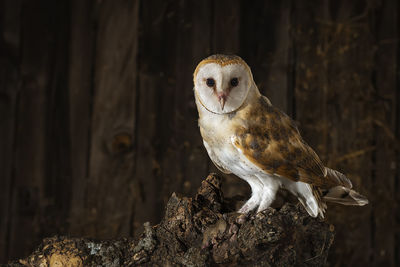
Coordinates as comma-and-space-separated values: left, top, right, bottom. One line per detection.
0, 0, 399, 266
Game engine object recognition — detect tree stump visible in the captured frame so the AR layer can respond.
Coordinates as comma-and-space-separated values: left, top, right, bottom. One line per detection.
10, 174, 334, 266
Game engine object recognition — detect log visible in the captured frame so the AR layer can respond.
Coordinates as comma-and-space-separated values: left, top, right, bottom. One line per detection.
10, 174, 334, 266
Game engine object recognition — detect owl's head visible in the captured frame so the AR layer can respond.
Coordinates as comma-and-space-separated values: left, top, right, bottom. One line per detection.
193, 54, 253, 114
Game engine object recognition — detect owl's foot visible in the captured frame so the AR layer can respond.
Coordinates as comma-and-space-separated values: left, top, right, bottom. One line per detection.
256, 201, 273, 213
238, 199, 258, 214
224, 213, 249, 243
220, 212, 248, 228
236, 195, 260, 226
235, 213, 250, 224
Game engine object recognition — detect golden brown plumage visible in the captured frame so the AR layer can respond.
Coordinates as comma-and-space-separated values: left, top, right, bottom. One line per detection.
232, 96, 352, 189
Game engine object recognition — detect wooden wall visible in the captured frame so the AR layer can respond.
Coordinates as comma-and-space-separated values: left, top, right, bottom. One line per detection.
0, 0, 399, 266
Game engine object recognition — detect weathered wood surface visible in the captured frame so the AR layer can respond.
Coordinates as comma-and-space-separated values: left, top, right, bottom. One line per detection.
0, 0, 20, 261
86, 0, 140, 239
292, 1, 376, 266
68, 0, 94, 237
1, 0, 71, 261
12, 174, 334, 267
0, 0, 399, 266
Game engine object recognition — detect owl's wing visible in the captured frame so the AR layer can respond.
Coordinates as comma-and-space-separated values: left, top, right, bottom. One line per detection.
231, 100, 351, 189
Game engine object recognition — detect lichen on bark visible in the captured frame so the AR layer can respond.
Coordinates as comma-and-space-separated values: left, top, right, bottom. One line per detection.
11, 173, 334, 267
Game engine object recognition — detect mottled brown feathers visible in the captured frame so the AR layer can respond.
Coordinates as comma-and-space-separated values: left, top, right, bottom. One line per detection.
204, 54, 246, 65
312, 186, 327, 216
233, 95, 349, 189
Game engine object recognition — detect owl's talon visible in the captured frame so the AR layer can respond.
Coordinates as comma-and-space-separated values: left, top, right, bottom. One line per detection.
235, 213, 250, 225
228, 223, 239, 235
238, 201, 258, 214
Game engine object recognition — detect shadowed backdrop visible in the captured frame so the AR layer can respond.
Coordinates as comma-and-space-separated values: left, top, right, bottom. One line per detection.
0, 0, 399, 266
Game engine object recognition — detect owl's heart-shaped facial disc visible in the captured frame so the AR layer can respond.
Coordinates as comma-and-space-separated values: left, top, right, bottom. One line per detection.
194, 55, 253, 114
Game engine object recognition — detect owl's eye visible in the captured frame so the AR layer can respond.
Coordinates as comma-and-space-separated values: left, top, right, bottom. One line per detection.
206, 78, 215, 87
230, 77, 239, 87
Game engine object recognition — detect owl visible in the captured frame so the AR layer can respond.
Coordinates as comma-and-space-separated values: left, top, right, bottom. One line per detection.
193, 54, 368, 218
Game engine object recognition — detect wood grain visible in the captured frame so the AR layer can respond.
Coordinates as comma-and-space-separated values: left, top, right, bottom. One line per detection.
68, 0, 94, 237
240, 0, 292, 114
293, 1, 375, 265
133, 0, 173, 234
373, 0, 398, 265
0, 0, 21, 262
5, 0, 72, 261
86, 0, 139, 238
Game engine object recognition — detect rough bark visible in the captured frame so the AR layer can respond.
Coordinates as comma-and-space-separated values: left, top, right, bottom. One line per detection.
9, 174, 334, 267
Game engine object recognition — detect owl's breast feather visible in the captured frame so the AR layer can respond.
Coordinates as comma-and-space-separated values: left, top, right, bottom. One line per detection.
200, 118, 261, 177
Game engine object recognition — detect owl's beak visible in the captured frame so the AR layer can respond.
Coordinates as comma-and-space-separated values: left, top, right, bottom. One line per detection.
217, 94, 227, 110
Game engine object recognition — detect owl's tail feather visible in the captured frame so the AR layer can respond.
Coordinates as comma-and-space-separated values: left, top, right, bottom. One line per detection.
325, 167, 353, 189
323, 186, 369, 206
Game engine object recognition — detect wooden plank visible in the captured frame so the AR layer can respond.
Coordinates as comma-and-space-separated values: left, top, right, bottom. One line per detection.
155, 0, 213, 203
239, 0, 292, 113
152, 0, 181, 221
133, 0, 180, 235
42, 0, 71, 239
396, 20, 400, 266
132, 67, 161, 235
87, 0, 139, 238
0, 0, 21, 262
5, 0, 71, 260
7, 1, 49, 260
212, 0, 240, 54
396, 1, 400, 264
292, 1, 374, 266
372, 0, 398, 265
68, 0, 95, 237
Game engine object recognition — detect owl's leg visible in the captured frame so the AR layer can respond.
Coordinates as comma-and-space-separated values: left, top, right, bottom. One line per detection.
238, 176, 263, 214
230, 177, 265, 232
256, 175, 281, 213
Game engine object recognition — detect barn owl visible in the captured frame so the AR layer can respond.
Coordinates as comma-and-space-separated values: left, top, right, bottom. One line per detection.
193, 54, 368, 218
